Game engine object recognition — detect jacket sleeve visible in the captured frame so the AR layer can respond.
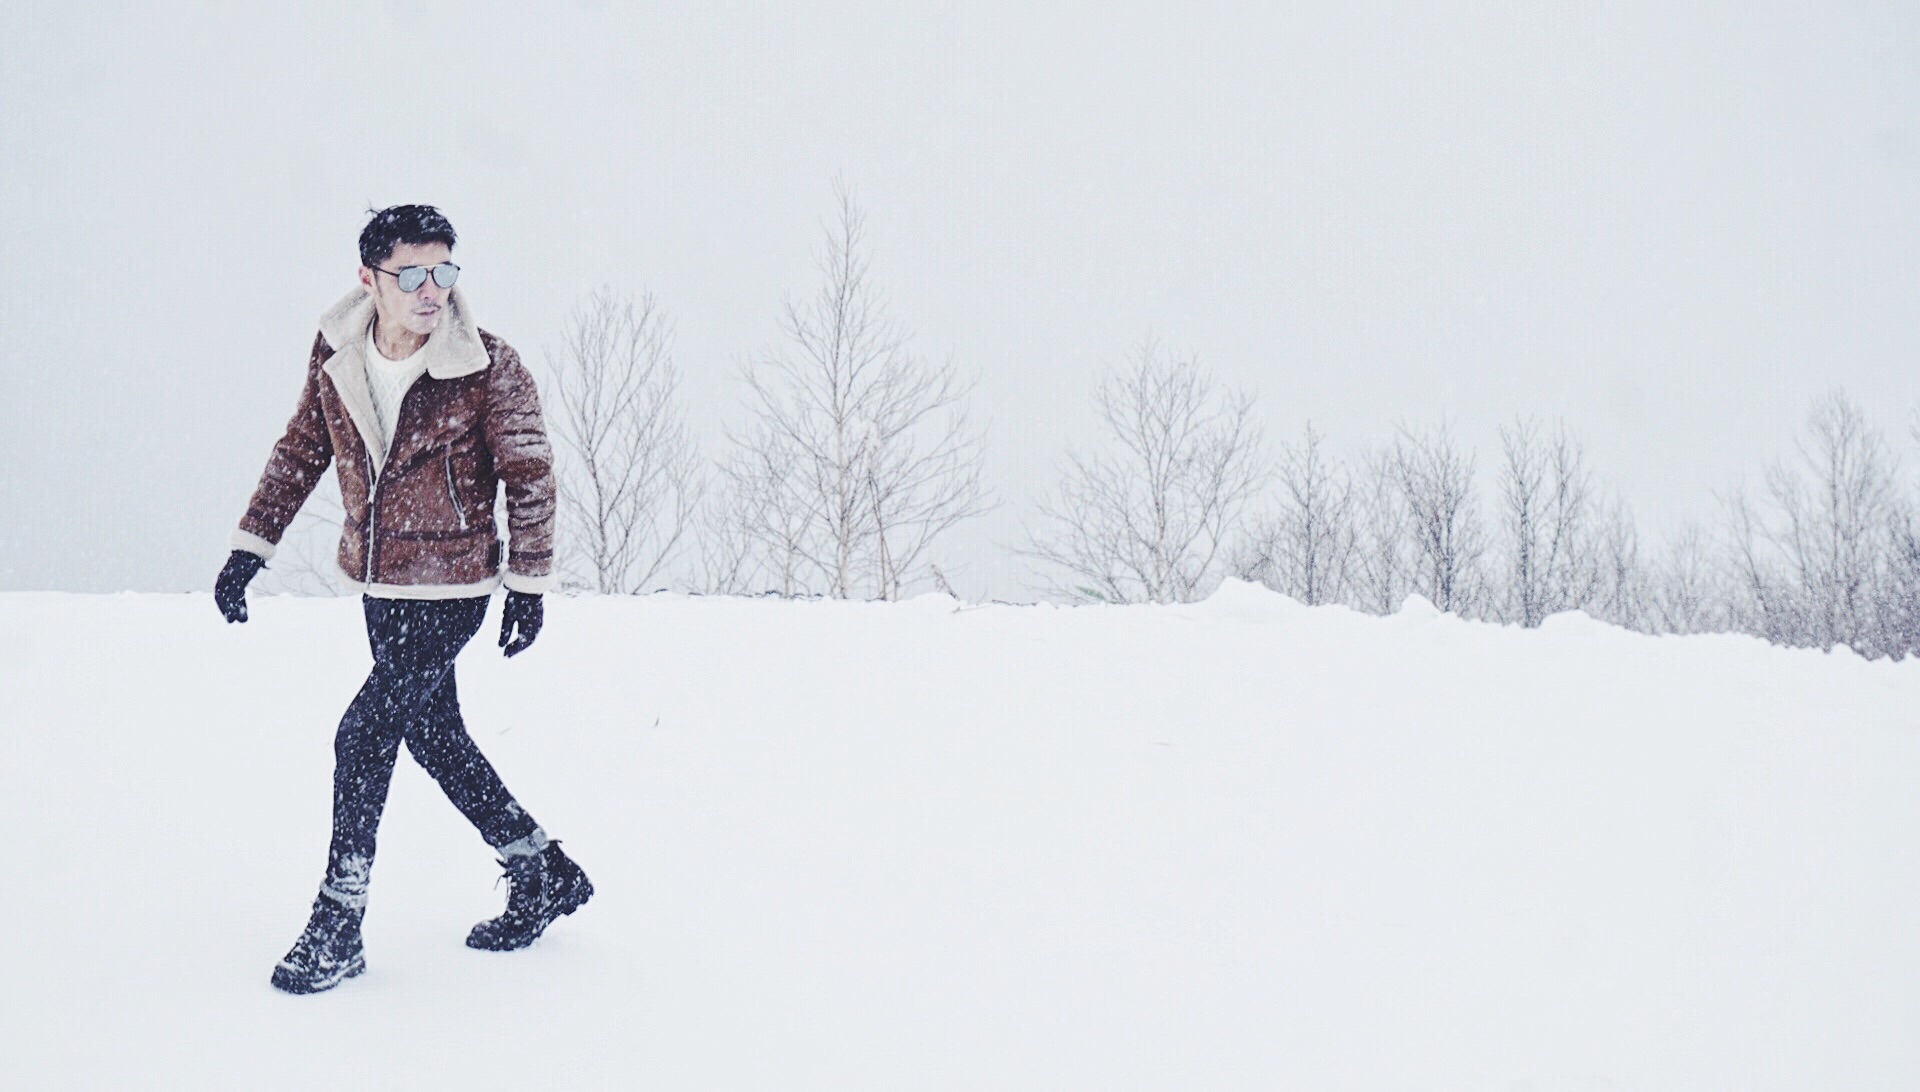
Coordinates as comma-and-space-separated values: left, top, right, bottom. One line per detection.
485, 343, 557, 593
232, 332, 335, 559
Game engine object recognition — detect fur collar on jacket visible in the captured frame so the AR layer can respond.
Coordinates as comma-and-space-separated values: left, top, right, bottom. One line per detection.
315, 285, 491, 468
317, 284, 491, 380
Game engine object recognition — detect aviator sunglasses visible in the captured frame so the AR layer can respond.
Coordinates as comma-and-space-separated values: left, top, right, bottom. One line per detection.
373, 261, 461, 293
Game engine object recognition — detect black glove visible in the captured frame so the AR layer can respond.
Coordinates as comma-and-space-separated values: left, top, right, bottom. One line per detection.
499, 590, 543, 658
215, 550, 266, 623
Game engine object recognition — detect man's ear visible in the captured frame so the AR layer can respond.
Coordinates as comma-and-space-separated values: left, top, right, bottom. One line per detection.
357, 265, 375, 293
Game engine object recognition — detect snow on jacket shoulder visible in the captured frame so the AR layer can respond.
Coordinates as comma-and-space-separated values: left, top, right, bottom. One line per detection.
232, 287, 557, 598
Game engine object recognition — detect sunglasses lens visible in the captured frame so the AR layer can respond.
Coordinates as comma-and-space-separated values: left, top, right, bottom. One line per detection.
432, 263, 460, 289
397, 266, 428, 292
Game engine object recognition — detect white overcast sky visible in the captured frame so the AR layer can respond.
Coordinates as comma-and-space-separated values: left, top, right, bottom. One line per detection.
2, 2, 1916, 598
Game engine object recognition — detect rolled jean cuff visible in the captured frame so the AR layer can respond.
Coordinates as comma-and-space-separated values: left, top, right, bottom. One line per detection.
318, 883, 369, 910
496, 827, 550, 859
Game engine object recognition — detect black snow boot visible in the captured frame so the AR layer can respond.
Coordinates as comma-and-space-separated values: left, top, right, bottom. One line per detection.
466, 842, 593, 952
271, 893, 366, 994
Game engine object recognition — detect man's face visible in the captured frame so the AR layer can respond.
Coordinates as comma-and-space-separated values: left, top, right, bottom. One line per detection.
358, 240, 453, 339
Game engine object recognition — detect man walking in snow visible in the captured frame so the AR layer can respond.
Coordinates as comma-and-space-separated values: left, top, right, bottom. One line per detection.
216, 204, 591, 994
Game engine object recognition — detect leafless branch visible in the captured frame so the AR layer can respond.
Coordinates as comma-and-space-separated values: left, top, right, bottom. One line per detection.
547, 288, 704, 594
1024, 340, 1267, 604
719, 180, 991, 599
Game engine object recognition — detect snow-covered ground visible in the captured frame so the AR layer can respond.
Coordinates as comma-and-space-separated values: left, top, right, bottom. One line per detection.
3, 583, 1918, 1090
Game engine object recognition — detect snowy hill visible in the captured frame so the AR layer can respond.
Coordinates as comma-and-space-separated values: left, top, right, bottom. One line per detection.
4, 583, 1918, 1090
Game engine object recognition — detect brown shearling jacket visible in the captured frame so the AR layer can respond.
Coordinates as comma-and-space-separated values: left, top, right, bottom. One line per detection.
231, 287, 556, 598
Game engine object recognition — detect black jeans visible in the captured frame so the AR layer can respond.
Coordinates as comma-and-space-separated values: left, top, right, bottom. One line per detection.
320, 595, 539, 909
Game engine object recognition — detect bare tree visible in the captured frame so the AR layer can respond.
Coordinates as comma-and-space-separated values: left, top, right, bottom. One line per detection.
1724, 391, 1900, 654
1493, 419, 1600, 626
547, 288, 703, 594
1591, 497, 1649, 630
1883, 504, 1920, 659
1886, 409, 1920, 656
1348, 447, 1415, 615
1390, 422, 1487, 616
1721, 485, 1787, 641
706, 433, 814, 596
1647, 522, 1733, 636
1025, 340, 1266, 604
1234, 422, 1355, 605
1778, 391, 1898, 653
722, 181, 989, 599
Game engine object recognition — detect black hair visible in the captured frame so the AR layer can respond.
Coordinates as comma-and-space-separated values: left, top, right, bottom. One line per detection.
358, 204, 457, 268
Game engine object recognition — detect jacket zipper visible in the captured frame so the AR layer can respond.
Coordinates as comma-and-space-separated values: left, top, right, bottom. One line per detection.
363, 457, 381, 585
445, 452, 468, 530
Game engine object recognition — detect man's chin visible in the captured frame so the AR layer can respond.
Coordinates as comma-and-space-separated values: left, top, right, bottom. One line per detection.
405, 313, 442, 335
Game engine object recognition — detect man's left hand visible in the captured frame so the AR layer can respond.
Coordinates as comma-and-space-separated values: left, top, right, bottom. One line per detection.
499, 591, 543, 658
215, 550, 266, 623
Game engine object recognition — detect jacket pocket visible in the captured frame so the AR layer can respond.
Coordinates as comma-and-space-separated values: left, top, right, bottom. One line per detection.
444, 452, 468, 530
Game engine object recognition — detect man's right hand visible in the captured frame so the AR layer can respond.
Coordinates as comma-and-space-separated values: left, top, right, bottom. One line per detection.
215, 550, 266, 623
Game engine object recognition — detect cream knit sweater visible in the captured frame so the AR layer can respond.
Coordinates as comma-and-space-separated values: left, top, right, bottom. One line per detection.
364, 328, 430, 464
